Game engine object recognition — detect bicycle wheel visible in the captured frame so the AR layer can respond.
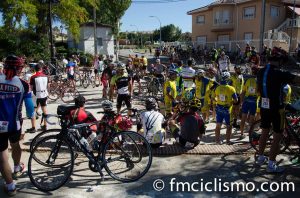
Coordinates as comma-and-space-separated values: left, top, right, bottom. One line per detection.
103, 131, 152, 183
28, 135, 74, 191
249, 120, 290, 153
91, 76, 96, 88
30, 129, 61, 152
82, 76, 89, 88
47, 83, 60, 102
61, 87, 79, 103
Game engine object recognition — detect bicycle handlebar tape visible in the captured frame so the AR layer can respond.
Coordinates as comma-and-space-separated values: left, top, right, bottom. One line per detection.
24, 97, 35, 119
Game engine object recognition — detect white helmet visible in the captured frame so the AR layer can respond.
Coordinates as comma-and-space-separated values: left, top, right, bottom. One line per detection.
196, 69, 205, 76
221, 71, 231, 81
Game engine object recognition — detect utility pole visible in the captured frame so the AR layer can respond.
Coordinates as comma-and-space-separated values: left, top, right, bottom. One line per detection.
289, 0, 296, 54
93, 6, 97, 56
259, 0, 266, 52
48, 0, 55, 61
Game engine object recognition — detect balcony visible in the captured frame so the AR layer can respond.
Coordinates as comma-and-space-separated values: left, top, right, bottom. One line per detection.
211, 19, 234, 32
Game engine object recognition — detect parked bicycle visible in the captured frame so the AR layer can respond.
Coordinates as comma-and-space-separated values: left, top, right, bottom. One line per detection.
28, 104, 153, 191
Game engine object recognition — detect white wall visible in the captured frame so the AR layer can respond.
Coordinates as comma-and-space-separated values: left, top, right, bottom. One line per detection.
68, 26, 114, 56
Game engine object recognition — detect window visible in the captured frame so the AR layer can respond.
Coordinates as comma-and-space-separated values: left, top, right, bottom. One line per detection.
244, 33, 253, 41
218, 35, 230, 42
271, 5, 280, 18
214, 10, 231, 24
244, 7, 255, 19
196, 15, 205, 24
196, 36, 207, 44
97, 38, 103, 46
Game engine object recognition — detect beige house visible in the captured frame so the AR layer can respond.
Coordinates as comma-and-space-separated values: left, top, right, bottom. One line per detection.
187, 0, 300, 51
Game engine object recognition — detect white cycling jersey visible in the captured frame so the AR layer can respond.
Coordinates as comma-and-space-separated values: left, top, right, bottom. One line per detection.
180, 66, 195, 88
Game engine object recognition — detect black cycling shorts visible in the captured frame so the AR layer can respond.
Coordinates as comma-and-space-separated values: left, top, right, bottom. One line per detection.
36, 97, 47, 107
0, 130, 21, 152
260, 108, 285, 133
117, 94, 131, 109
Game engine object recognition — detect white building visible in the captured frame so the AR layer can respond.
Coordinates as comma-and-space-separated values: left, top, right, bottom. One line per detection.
68, 22, 114, 56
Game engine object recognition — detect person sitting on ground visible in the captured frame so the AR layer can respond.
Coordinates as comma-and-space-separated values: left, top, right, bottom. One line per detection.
69, 95, 97, 125
168, 98, 205, 149
137, 98, 166, 149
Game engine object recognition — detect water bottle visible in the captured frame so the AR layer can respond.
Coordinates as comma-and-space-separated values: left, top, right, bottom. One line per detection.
80, 137, 90, 151
87, 132, 97, 144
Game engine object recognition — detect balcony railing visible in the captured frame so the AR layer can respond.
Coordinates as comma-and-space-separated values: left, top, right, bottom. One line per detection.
212, 19, 234, 31
277, 17, 300, 32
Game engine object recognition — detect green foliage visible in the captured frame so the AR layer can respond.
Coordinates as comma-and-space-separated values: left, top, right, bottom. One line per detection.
153, 24, 182, 42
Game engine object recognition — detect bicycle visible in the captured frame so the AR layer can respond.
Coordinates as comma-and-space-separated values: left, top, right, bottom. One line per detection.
28, 104, 153, 191
81, 68, 96, 89
47, 78, 79, 103
143, 74, 164, 96
248, 104, 300, 155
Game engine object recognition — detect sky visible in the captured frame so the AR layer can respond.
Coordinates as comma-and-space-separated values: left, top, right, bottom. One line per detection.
121, 0, 215, 33
0, 0, 215, 33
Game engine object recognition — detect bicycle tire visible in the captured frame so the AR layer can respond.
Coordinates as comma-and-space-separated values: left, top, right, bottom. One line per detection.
103, 131, 152, 183
28, 135, 74, 191
248, 119, 290, 153
30, 129, 61, 152
61, 88, 79, 103
91, 76, 96, 88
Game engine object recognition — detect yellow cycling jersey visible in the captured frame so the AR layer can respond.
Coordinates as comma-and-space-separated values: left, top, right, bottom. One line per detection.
230, 74, 244, 95
133, 57, 140, 66
214, 84, 237, 107
243, 77, 258, 97
195, 78, 214, 99
142, 57, 148, 66
164, 80, 177, 103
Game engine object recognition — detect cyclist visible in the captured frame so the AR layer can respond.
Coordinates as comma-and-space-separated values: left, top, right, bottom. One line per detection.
229, 65, 244, 128
66, 60, 76, 87
109, 62, 133, 116
206, 66, 218, 122
102, 62, 115, 99
126, 58, 141, 95
214, 71, 238, 144
30, 63, 49, 131
133, 54, 140, 68
93, 55, 101, 85
153, 59, 166, 83
256, 53, 300, 173
249, 47, 260, 67
169, 98, 205, 149
141, 55, 148, 76
195, 69, 218, 123
69, 95, 97, 127
240, 66, 260, 139
0, 55, 34, 196
164, 69, 178, 117
217, 51, 231, 74
0, 62, 3, 75
137, 98, 166, 148
180, 59, 195, 89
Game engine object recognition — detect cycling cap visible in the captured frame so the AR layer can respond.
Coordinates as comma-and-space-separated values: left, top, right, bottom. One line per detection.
101, 100, 113, 111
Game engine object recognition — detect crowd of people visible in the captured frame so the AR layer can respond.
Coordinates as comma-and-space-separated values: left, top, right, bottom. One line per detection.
0, 46, 300, 196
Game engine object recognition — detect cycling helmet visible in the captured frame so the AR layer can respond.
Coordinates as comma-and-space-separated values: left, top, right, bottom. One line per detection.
168, 69, 178, 75
221, 71, 231, 81
190, 98, 202, 109
74, 95, 86, 108
4, 55, 24, 69
195, 69, 205, 76
145, 98, 157, 110
182, 88, 196, 102
116, 62, 126, 70
156, 59, 160, 63
38, 60, 45, 65
101, 100, 113, 111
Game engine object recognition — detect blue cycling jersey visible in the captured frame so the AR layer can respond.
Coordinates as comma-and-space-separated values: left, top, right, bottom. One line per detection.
0, 75, 31, 133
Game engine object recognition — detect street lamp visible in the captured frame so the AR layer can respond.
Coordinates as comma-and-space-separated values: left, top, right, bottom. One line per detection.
149, 16, 162, 50
130, 24, 141, 46
60, 25, 63, 43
